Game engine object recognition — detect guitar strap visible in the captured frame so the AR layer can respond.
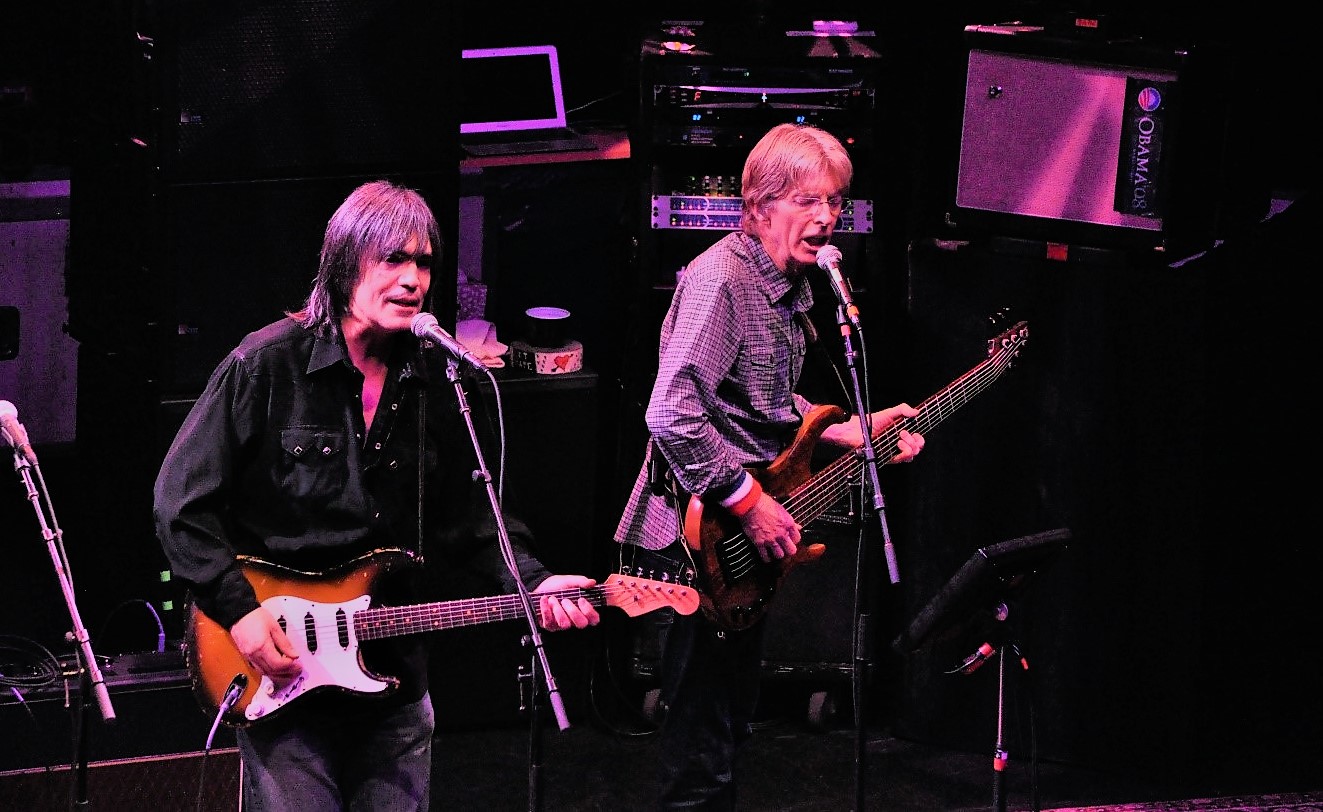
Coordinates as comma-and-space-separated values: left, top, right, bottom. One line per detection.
415, 387, 426, 558
795, 310, 852, 407
648, 438, 674, 497
621, 445, 699, 586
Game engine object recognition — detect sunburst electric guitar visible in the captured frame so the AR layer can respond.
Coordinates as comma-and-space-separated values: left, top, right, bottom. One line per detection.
188, 548, 698, 726
683, 320, 1030, 630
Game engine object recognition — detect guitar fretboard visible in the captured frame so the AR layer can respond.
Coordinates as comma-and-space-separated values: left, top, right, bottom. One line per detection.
350, 576, 698, 641
780, 321, 1028, 529
354, 587, 602, 640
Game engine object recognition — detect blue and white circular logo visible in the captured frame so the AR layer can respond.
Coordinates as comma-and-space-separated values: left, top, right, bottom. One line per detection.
1137, 86, 1163, 112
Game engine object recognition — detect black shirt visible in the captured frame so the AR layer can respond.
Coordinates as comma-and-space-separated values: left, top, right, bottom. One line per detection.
153, 316, 551, 701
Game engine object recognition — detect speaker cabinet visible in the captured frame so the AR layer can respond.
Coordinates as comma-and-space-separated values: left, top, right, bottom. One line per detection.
69, 2, 462, 392
0, 185, 77, 446
952, 27, 1258, 256
430, 367, 604, 730
0, 665, 236, 776
475, 368, 601, 575
152, 1, 459, 184
0, 749, 239, 812
627, 515, 899, 728
761, 518, 867, 674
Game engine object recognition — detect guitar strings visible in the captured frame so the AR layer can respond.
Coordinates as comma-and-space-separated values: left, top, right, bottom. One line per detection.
269, 579, 697, 644
783, 345, 1014, 524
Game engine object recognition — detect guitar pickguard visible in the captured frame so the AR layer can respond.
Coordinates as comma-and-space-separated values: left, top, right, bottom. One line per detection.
245, 593, 393, 722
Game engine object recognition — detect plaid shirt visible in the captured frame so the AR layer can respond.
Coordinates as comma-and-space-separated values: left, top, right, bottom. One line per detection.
615, 231, 815, 551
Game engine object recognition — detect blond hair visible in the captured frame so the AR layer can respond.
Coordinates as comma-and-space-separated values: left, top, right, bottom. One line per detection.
740, 123, 853, 235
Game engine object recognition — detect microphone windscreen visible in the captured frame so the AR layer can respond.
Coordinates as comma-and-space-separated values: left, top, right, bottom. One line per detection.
815, 244, 842, 271
410, 312, 439, 337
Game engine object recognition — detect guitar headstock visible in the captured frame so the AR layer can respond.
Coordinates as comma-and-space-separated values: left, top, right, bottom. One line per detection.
602, 574, 700, 617
987, 320, 1029, 372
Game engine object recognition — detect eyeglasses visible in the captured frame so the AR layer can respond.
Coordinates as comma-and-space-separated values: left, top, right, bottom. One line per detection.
787, 194, 845, 215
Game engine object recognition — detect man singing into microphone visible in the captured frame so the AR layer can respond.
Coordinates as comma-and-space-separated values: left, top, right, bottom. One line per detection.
153, 179, 600, 811
614, 123, 925, 810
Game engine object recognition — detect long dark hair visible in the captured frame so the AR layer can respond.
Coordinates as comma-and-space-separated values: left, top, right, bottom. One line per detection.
289, 180, 442, 336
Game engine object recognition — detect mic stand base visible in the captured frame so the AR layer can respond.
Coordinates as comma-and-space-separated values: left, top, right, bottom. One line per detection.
849, 516, 872, 812
522, 635, 545, 812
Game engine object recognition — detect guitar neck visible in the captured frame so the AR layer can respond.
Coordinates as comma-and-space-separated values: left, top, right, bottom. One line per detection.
353, 586, 601, 642
781, 329, 1022, 529
873, 351, 1004, 465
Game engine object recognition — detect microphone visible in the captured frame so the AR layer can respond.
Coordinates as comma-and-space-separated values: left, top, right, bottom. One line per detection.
815, 244, 861, 328
0, 400, 37, 465
410, 312, 487, 372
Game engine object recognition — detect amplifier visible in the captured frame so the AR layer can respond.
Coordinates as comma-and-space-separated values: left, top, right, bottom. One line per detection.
642, 45, 880, 150
652, 83, 873, 113
648, 121, 876, 152
0, 749, 240, 812
952, 25, 1249, 256
0, 649, 231, 773
651, 194, 874, 233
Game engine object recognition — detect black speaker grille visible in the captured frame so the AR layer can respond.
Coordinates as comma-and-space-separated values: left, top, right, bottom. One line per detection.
0, 750, 240, 811
162, 0, 456, 181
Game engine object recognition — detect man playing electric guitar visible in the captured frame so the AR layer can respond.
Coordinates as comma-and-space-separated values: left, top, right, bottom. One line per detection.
154, 181, 602, 812
613, 124, 925, 811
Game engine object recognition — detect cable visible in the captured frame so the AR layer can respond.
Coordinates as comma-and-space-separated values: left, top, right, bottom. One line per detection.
196, 673, 246, 812
205, 673, 247, 750
0, 633, 65, 693
586, 613, 659, 738
0, 634, 66, 734
94, 598, 168, 654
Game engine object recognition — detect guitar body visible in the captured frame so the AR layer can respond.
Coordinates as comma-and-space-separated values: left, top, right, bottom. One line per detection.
187, 549, 415, 727
684, 404, 843, 630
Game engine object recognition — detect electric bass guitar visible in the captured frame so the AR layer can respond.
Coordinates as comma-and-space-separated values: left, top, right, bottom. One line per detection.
683, 321, 1030, 631
187, 548, 698, 726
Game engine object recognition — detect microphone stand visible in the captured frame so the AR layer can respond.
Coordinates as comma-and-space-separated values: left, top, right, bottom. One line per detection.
443, 360, 567, 812
949, 607, 1031, 812
833, 307, 898, 587
6, 443, 116, 809
829, 301, 898, 812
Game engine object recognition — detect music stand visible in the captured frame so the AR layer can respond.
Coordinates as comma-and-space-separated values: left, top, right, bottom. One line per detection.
892, 528, 1071, 812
